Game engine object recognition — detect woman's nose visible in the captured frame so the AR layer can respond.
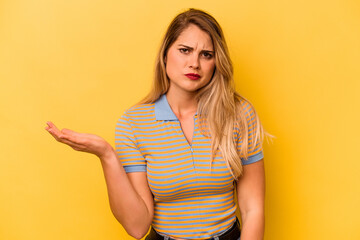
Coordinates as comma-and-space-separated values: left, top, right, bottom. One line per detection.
188, 54, 200, 69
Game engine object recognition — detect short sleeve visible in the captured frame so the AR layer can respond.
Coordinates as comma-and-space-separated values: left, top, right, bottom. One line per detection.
237, 101, 264, 165
115, 114, 146, 173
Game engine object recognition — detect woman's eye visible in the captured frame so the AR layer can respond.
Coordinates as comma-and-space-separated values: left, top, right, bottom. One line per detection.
179, 48, 189, 53
202, 52, 213, 59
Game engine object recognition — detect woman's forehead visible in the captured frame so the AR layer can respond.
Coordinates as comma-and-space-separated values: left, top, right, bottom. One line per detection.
174, 24, 214, 50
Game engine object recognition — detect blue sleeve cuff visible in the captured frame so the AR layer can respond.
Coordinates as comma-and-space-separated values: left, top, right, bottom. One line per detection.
241, 151, 264, 165
123, 165, 147, 173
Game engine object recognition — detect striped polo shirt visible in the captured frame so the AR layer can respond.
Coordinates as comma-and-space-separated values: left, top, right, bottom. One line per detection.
115, 94, 263, 239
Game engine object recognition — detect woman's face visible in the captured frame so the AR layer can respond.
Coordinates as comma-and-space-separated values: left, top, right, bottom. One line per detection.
165, 24, 216, 95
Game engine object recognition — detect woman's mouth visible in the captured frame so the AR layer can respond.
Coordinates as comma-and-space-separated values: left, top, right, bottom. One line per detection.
185, 73, 201, 80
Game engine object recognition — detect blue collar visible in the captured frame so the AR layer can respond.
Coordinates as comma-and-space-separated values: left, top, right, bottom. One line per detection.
154, 94, 178, 121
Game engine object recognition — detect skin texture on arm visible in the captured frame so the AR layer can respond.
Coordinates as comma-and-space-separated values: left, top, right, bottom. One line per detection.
236, 159, 265, 240
99, 155, 154, 239
45, 122, 154, 239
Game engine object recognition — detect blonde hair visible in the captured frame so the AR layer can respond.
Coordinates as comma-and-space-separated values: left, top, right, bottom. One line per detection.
141, 8, 264, 179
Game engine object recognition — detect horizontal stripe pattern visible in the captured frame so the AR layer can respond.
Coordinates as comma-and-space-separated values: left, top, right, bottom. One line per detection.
115, 95, 263, 239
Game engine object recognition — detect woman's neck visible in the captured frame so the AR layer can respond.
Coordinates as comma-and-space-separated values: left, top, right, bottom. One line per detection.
166, 88, 198, 118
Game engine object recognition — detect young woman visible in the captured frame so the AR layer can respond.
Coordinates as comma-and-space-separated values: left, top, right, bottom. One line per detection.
46, 8, 265, 240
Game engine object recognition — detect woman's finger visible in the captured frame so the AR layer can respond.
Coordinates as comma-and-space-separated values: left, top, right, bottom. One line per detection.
60, 139, 85, 151
45, 122, 63, 140
46, 121, 60, 132
46, 127, 62, 142
60, 128, 82, 143
46, 122, 75, 141
47, 128, 86, 150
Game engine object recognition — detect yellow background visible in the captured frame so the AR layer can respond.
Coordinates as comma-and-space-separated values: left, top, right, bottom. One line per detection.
1, 0, 359, 239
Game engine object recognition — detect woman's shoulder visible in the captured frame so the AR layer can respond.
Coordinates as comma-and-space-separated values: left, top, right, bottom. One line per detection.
125, 102, 155, 113
120, 102, 156, 120
237, 97, 257, 119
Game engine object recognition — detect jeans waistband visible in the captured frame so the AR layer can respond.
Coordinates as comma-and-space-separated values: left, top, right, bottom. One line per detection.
145, 218, 241, 240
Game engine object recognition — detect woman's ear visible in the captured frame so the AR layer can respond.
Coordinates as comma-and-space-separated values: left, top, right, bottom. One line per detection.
164, 56, 167, 64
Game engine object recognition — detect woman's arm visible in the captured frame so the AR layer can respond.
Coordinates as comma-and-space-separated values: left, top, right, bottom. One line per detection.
236, 159, 265, 240
45, 122, 154, 239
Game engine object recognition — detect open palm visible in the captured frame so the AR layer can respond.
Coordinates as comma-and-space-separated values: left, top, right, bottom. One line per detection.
45, 121, 114, 159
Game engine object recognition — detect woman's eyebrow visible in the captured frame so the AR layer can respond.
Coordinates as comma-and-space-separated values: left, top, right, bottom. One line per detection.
178, 44, 214, 53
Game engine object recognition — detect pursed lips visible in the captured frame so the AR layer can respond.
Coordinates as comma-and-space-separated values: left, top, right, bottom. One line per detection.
185, 73, 201, 80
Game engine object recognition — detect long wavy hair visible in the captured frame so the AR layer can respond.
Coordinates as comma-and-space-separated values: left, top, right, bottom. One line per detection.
141, 8, 264, 179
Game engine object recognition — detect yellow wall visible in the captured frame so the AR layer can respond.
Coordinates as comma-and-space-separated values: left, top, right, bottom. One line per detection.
1, 0, 359, 239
